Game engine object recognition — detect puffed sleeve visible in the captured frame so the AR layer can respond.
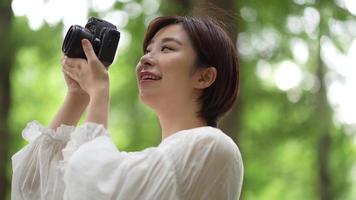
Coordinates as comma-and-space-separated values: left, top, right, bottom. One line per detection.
11, 121, 75, 200
12, 121, 243, 200
61, 123, 179, 200
61, 125, 243, 200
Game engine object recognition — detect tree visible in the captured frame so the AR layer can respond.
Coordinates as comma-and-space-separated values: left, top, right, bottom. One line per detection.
0, 0, 14, 199
233, 0, 354, 199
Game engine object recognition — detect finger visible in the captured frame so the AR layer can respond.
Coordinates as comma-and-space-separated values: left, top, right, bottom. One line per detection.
61, 56, 68, 66
62, 65, 79, 82
63, 69, 79, 82
63, 70, 75, 81
63, 62, 76, 70
81, 39, 97, 62
62, 57, 83, 68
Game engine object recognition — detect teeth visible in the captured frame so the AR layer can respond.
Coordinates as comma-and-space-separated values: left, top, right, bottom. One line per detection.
142, 74, 160, 80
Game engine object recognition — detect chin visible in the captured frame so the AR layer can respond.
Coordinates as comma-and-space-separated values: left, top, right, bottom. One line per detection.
139, 93, 159, 110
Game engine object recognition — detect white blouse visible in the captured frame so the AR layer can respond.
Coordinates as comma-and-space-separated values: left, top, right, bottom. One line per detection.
11, 121, 244, 200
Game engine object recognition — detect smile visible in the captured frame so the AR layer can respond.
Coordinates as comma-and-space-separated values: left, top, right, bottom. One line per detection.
140, 71, 162, 81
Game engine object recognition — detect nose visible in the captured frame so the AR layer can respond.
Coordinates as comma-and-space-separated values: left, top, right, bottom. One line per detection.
139, 53, 155, 68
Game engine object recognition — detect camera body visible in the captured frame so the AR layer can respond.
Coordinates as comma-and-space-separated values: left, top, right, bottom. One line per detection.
62, 17, 120, 67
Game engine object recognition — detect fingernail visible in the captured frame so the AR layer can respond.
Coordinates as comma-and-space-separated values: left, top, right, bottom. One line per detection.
81, 39, 88, 45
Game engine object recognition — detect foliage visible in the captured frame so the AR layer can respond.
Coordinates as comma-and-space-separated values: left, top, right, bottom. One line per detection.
3, 0, 356, 199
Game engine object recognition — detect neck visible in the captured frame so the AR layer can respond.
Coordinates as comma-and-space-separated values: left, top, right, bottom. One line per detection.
157, 106, 207, 140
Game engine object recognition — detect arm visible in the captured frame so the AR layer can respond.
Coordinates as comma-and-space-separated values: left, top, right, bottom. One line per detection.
49, 55, 90, 130
49, 93, 89, 129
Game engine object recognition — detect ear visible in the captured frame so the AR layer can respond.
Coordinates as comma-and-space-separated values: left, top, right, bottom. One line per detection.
193, 67, 217, 89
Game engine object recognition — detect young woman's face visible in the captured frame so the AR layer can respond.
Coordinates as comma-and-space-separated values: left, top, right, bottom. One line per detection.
136, 24, 200, 111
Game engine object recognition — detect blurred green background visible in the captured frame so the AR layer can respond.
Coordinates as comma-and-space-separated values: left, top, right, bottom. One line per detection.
1, 0, 356, 199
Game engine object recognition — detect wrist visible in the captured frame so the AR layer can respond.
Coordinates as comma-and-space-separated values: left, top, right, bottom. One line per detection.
89, 86, 110, 99
66, 92, 90, 104
86, 88, 110, 129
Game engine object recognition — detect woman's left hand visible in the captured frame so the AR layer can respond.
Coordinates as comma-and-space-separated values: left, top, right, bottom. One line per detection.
61, 57, 87, 96
62, 39, 110, 98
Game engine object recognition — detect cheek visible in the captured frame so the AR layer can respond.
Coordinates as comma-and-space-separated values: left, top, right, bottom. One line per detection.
161, 62, 195, 90
163, 52, 196, 74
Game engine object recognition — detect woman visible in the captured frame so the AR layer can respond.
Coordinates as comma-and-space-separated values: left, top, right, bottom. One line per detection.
12, 16, 243, 200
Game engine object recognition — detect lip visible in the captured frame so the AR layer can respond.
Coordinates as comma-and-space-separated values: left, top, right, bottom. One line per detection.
139, 71, 162, 84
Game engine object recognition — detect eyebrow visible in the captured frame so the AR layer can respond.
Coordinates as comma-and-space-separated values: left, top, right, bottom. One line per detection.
149, 37, 183, 46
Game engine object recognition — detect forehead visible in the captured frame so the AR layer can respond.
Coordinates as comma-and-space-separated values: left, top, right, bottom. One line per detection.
150, 24, 190, 45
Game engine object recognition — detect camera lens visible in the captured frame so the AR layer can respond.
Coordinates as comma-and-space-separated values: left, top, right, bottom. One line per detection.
62, 26, 75, 53
62, 25, 98, 58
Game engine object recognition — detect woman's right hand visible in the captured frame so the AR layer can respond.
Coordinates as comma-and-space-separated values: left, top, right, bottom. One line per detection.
61, 39, 109, 98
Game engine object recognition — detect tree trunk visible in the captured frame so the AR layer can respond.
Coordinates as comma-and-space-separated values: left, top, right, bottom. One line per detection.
316, 0, 333, 199
316, 45, 333, 200
0, 0, 14, 199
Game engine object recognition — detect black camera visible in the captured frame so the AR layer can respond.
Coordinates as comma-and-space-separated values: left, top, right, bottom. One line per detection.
62, 17, 120, 67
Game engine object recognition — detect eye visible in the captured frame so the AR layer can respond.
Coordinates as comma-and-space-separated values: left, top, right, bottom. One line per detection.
161, 46, 174, 52
144, 48, 151, 54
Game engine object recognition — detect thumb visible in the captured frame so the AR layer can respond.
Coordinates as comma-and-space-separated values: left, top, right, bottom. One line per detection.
82, 39, 97, 61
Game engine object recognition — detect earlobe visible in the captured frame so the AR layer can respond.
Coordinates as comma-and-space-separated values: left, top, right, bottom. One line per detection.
194, 67, 217, 89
